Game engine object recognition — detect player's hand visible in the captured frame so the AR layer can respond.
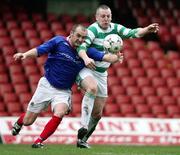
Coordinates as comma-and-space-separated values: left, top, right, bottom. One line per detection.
13, 53, 26, 61
84, 57, 96, 70
147, 23, 159, 33
117, 52, 124, 63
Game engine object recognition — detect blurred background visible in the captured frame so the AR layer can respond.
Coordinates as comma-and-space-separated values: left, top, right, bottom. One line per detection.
0, 0, 180, 119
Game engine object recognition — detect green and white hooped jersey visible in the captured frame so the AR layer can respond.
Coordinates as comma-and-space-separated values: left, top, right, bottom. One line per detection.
78, 22, 140, 74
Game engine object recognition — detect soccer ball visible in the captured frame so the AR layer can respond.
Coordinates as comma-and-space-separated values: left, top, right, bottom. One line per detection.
103, 34, 123, 53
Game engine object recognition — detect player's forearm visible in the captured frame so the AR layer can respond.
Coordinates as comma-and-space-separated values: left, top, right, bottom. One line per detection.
136, 27, 149, 37
103, 53, 119, 63
23, 48, 38, 58
78, 49, 90, 61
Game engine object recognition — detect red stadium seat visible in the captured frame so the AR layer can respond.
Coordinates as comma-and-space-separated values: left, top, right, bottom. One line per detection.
0, 74, 9, 83
161, 68, 175, 79
120, 104, 135, 115
136, 77, 151, 87
0, 83, 13, 94
131, 95, 146, 105
131, 68, 146, 77
126, 86, 141, 96
36, 21, 49, 31
152, 105, 166, 115
172, 60, 180, 69
146, 68, 161, 78
156, 87, 171, 97
167, 105, 180, 117
137, 50, 151, 60
19, 93, 32, 104
6, 102, 22, 113
146, 96, 161, 106
110, 85, 126, 96
142, 59, 156, 69
25, 29, 38, 38
141, 86, 156, 96
172, 87, 180, 97
105, 104, 120, 115
161, 96, 176, 106
136, 104, 151, 115
121, 77, 136, 87
3, 93, 19, 103
10, 29, 23, 38
166, 77, 180, 88
11, 74, 27, 84
115, 95, 131, 104
9, 65, 23, 75
152, 50, 164, 60
29, 74, 41, 84
152, 77, 166, 87
116, 67, 131, 77
21, 21, 34, 30
123, 49, 137, 59
24, 65, 40, 75
156, 59, 169, 68
127, 58, 141, 68
14, 84, 29, 94
108, 76, 120, 87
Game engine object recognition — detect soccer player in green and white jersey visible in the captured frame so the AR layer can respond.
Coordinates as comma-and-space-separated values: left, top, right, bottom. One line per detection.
77, 4, 159, 148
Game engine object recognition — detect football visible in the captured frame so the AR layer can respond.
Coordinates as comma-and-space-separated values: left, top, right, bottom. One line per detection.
103, 34, 123, 53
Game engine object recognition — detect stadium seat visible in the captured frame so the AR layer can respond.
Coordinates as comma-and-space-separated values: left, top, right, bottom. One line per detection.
161, 68, 175, 78
108, 76, 120, 87
9, 65, 23, 75
21, 21, 34, 30
11, 74, 27, 84
0, 74, 9, 83
166, 77, 180, 88
166, 105, 180, 117
105, 104, 120, 116
142, 59, 156, 68
141, 86, 156, 96
152, 105, 166, 115
29, 74, 41, 84
19, 93, 32, 104
3, 93, 19, 103
172, 60, 180, 69
131, 68, 146, 77
10, 29, 23, 38
115, 95, 131, 104
2, 45, 16, 56
123, 49, 137, 59
151, 77, 166, 87
116, 67, 131, 77
172, 87, 180, 97
146, 95, 161, 106
156, 59, 169, 68
137, 50, 151, 60
136, 104, 151, 115
0, 102, 6, 112
161, 96, 176, 106
121, 77, 136, 87
6, 20, 18, 30
25, 29, 38, 38
156, 87, 171, 97
131, 95, 146, 105
24, 65, 40, 75
0, 83, 13, 94
120, 104, 135, 115
36, 21, 49, 31
146, 68, 161, 78
136, 77, 151, 87
152, 50, 164, 60
72, 94, 82, 104
127, 58, 141, 68
29, 38, 42, 48
126, 86, 141, 96
14, 84, 29, 94
6, 102, 22, 113
110, 85, 126, 96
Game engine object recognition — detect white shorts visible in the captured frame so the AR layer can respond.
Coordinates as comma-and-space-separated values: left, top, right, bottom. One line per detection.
27, 77, 72, 113
76, 68, 108, 97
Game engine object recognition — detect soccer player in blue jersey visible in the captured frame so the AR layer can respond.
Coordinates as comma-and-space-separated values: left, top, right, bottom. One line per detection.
11, 24, 122, 148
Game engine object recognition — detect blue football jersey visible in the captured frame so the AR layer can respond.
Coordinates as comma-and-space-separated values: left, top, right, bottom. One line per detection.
36, 36, 104, 89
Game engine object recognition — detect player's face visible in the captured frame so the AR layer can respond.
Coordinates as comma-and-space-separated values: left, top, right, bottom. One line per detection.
71, 27, 87, 47
96, 8, 112, 30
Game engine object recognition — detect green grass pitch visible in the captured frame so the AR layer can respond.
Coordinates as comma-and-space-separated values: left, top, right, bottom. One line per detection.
0, 144, 179, 155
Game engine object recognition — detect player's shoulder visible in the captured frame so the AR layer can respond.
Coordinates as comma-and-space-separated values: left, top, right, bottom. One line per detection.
51, 35, 66, 44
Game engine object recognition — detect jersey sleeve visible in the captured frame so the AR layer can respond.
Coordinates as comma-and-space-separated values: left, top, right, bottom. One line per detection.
87, 47, 104, 61
116, 24, 139, 39
36, 36, 59, 56
77, 26, 97, 53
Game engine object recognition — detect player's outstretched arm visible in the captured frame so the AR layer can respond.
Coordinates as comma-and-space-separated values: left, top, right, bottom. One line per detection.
136, 23, 159, 37
13, 48, 38, 61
